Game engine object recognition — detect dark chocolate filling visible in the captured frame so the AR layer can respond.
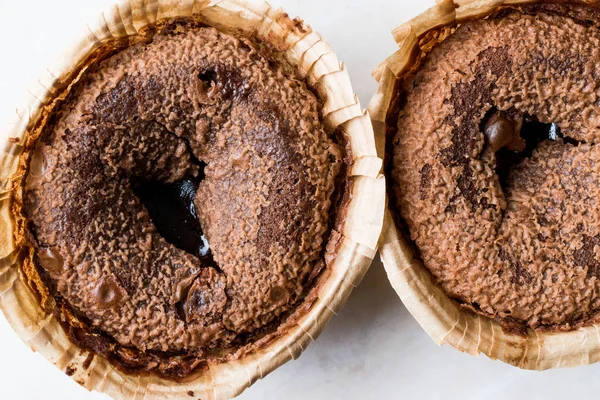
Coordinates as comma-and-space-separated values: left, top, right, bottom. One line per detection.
131, 164, 215, 266
491, 114, 582, 189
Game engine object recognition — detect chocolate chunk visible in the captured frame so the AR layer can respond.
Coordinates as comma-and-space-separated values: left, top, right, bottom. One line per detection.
172, 270, 201, 304
37, 247, 64, 276
185, 270, 227, 325
483, 111, 525, 152
268, 286, 289, 304
93, 277, 127, 310
29, 147, 50, 177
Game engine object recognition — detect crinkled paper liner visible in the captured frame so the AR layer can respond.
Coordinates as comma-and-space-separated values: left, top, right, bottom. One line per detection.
370, 0, 600, 371
0, 0, 386, 398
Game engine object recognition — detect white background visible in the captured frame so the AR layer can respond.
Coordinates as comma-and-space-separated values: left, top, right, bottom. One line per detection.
0, 0, 598, 399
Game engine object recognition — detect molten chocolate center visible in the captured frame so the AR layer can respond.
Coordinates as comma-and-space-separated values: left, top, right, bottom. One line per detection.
484, 111, 581, 188
132, 170, 214, 265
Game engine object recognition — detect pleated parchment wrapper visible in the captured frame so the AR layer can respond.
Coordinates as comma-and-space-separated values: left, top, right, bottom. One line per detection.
370, 0, 600, 370
0, 0, 385, 398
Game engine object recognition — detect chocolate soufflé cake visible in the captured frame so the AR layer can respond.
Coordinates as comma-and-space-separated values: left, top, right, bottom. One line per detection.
388, 2, 600, 333
21, 19, 349, 378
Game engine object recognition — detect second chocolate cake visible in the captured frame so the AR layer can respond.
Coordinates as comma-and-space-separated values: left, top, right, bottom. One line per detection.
389, 3, 600, 332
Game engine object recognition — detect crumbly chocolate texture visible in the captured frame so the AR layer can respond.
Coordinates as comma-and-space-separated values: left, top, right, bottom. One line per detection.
390, 4, 600, 330
24, 20, 343, 374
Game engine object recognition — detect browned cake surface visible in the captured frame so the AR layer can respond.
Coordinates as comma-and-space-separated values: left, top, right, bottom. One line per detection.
390, 4, 600, 331
23, 20, 345, 376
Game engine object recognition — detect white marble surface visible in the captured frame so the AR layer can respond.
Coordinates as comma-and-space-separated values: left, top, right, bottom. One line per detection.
0, 0, 598, 399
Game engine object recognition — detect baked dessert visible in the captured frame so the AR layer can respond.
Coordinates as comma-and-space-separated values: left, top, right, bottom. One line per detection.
1, 1, 383, 396
387, 1, 600, 333
1, 1, 382, 397
19, 17, 348, 379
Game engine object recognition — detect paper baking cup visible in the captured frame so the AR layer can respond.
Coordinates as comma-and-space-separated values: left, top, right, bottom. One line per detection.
0, 0, 385, 398
370, 0, 600, 370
